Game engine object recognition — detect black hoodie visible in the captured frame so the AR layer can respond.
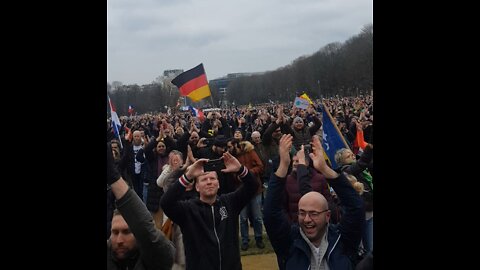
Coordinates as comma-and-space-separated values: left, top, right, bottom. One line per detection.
161, 168, 259, 270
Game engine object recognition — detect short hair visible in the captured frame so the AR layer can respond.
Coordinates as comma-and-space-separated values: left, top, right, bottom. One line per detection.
169, 150, 183, 160
334, 148, 350, 166
195, 170, 218, 183
110, 139, 120, 145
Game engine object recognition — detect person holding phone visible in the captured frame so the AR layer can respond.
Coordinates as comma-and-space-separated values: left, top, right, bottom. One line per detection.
196, 135, 236, 195
160, 152, 259, 270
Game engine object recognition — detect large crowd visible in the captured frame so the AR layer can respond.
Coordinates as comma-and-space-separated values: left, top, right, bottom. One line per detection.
107, 95, 374, 270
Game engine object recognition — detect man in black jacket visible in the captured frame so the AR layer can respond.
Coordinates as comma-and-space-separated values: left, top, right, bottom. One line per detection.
161, 152, 259, 270
107, 143, 175, 270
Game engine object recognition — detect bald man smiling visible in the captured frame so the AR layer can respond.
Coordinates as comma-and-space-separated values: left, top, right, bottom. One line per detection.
264, 134, 364, 270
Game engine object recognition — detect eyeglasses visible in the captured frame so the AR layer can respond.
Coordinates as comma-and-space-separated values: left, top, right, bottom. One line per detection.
298, 209, 329, 219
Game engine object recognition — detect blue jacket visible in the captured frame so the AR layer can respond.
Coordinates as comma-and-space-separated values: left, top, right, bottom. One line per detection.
264, 171, 364, 270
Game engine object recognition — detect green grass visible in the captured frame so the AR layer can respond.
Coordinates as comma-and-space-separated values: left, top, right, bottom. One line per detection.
240, 233, 275, 256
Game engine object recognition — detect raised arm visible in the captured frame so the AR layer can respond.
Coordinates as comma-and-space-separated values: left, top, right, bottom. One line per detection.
296, 145, 313, 195
160, 158, 208, 225
222, 152, 259, 213
343, 144, 373, 176
308, 110, 322, 136
309, 135, 364, 254
263, 134, 295, 258
107, 143, 174, 270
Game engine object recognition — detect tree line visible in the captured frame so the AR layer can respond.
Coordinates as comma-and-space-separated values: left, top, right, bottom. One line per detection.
108, 23, 372, 115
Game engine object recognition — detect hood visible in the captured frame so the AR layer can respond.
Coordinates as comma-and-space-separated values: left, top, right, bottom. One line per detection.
239, 140, 254, 153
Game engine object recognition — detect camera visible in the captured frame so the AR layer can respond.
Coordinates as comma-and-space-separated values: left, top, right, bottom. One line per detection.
303, 144, 312, 160
203, 158, 226, 172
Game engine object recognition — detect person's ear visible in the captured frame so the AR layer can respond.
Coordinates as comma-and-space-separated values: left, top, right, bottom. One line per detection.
195, 182, 200, 192
325, 210, 331, 223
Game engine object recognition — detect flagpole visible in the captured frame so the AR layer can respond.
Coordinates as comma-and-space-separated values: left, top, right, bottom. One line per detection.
322, 101, 350, 149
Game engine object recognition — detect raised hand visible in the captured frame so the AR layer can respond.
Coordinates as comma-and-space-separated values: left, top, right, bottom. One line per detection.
187, 145, 196, 164
185, 158, 209, 180
279, 134, 292, 165
309, 135, 338, 179
275, 134, 293, 178
221, 152, 241, 173
107, 143, 121, 185
296, 144, 307, 166
144, 134, 150, 145
309, 135, 325, 171
307, 105, 314, 115
157, 126, 164, 142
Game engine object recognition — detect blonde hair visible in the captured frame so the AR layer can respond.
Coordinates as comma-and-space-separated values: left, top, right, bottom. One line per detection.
345, 173, 364, 195
335, 148, 351, 166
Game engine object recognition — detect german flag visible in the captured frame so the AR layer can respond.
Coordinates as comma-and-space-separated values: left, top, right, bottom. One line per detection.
171, 63, 212, 102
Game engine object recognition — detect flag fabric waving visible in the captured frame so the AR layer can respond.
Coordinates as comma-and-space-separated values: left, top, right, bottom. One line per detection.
294, 97, 310, 109
189, 105, 205, 122
321, 103, 349, 169
300, 93, 313, 104
108, 95, 123, 148
171, 63, 212, 102
128, 105, 134, 116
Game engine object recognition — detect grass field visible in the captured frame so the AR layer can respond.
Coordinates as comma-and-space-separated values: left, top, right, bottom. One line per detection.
241, 253, 278, 270
240, 233, 275, 256
240, 230, 278, 270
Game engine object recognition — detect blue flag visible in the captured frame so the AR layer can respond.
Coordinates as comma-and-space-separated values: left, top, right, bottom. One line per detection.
321, 104, 348, 169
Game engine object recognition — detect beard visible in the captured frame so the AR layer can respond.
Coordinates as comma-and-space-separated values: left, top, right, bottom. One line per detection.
112, 246, 138, 261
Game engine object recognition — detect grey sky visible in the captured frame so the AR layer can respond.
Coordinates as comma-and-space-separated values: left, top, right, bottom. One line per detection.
107, 0, 372, 85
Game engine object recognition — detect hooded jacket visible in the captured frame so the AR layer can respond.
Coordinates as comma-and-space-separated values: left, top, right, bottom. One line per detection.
264, 171, 364, 270
160, 168, 259, 270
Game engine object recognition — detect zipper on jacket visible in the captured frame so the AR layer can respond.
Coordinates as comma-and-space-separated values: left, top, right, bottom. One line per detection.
212, 206, 222, 270
327, 234, 341, 262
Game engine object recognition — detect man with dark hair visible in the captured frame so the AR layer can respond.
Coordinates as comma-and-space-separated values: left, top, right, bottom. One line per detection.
107, 143, 175, 270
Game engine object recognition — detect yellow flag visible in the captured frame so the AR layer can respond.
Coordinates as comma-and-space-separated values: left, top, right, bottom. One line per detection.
300, 93, 313, 104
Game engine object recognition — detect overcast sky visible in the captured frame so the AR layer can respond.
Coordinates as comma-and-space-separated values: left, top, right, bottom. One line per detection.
107, 0, 372, 86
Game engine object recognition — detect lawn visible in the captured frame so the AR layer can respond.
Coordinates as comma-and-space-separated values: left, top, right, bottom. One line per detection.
240, 233, 275, 256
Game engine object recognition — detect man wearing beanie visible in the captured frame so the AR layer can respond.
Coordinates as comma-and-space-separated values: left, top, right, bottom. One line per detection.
286, 106, 322, 151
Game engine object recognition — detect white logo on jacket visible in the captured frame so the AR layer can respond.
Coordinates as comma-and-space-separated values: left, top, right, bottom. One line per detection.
219, 206, 228, 221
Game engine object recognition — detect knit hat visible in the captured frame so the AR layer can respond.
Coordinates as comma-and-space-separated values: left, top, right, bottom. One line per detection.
293, 117, 304, 124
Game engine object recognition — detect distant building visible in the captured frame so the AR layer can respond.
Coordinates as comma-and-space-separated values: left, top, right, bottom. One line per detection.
209, 72, 264, 107
163, 69, 184, 78
154, 69, 184, 86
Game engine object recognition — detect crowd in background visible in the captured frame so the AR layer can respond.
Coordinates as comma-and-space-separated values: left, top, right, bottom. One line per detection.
107, 94, 373, 270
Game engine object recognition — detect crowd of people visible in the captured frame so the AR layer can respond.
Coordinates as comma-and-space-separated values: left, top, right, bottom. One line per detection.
106, 95, 374, 270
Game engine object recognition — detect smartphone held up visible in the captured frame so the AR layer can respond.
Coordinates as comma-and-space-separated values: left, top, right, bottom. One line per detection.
203, 158, 226, 172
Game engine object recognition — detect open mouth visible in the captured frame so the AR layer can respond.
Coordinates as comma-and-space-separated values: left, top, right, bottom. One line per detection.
303, 224, 316, 234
